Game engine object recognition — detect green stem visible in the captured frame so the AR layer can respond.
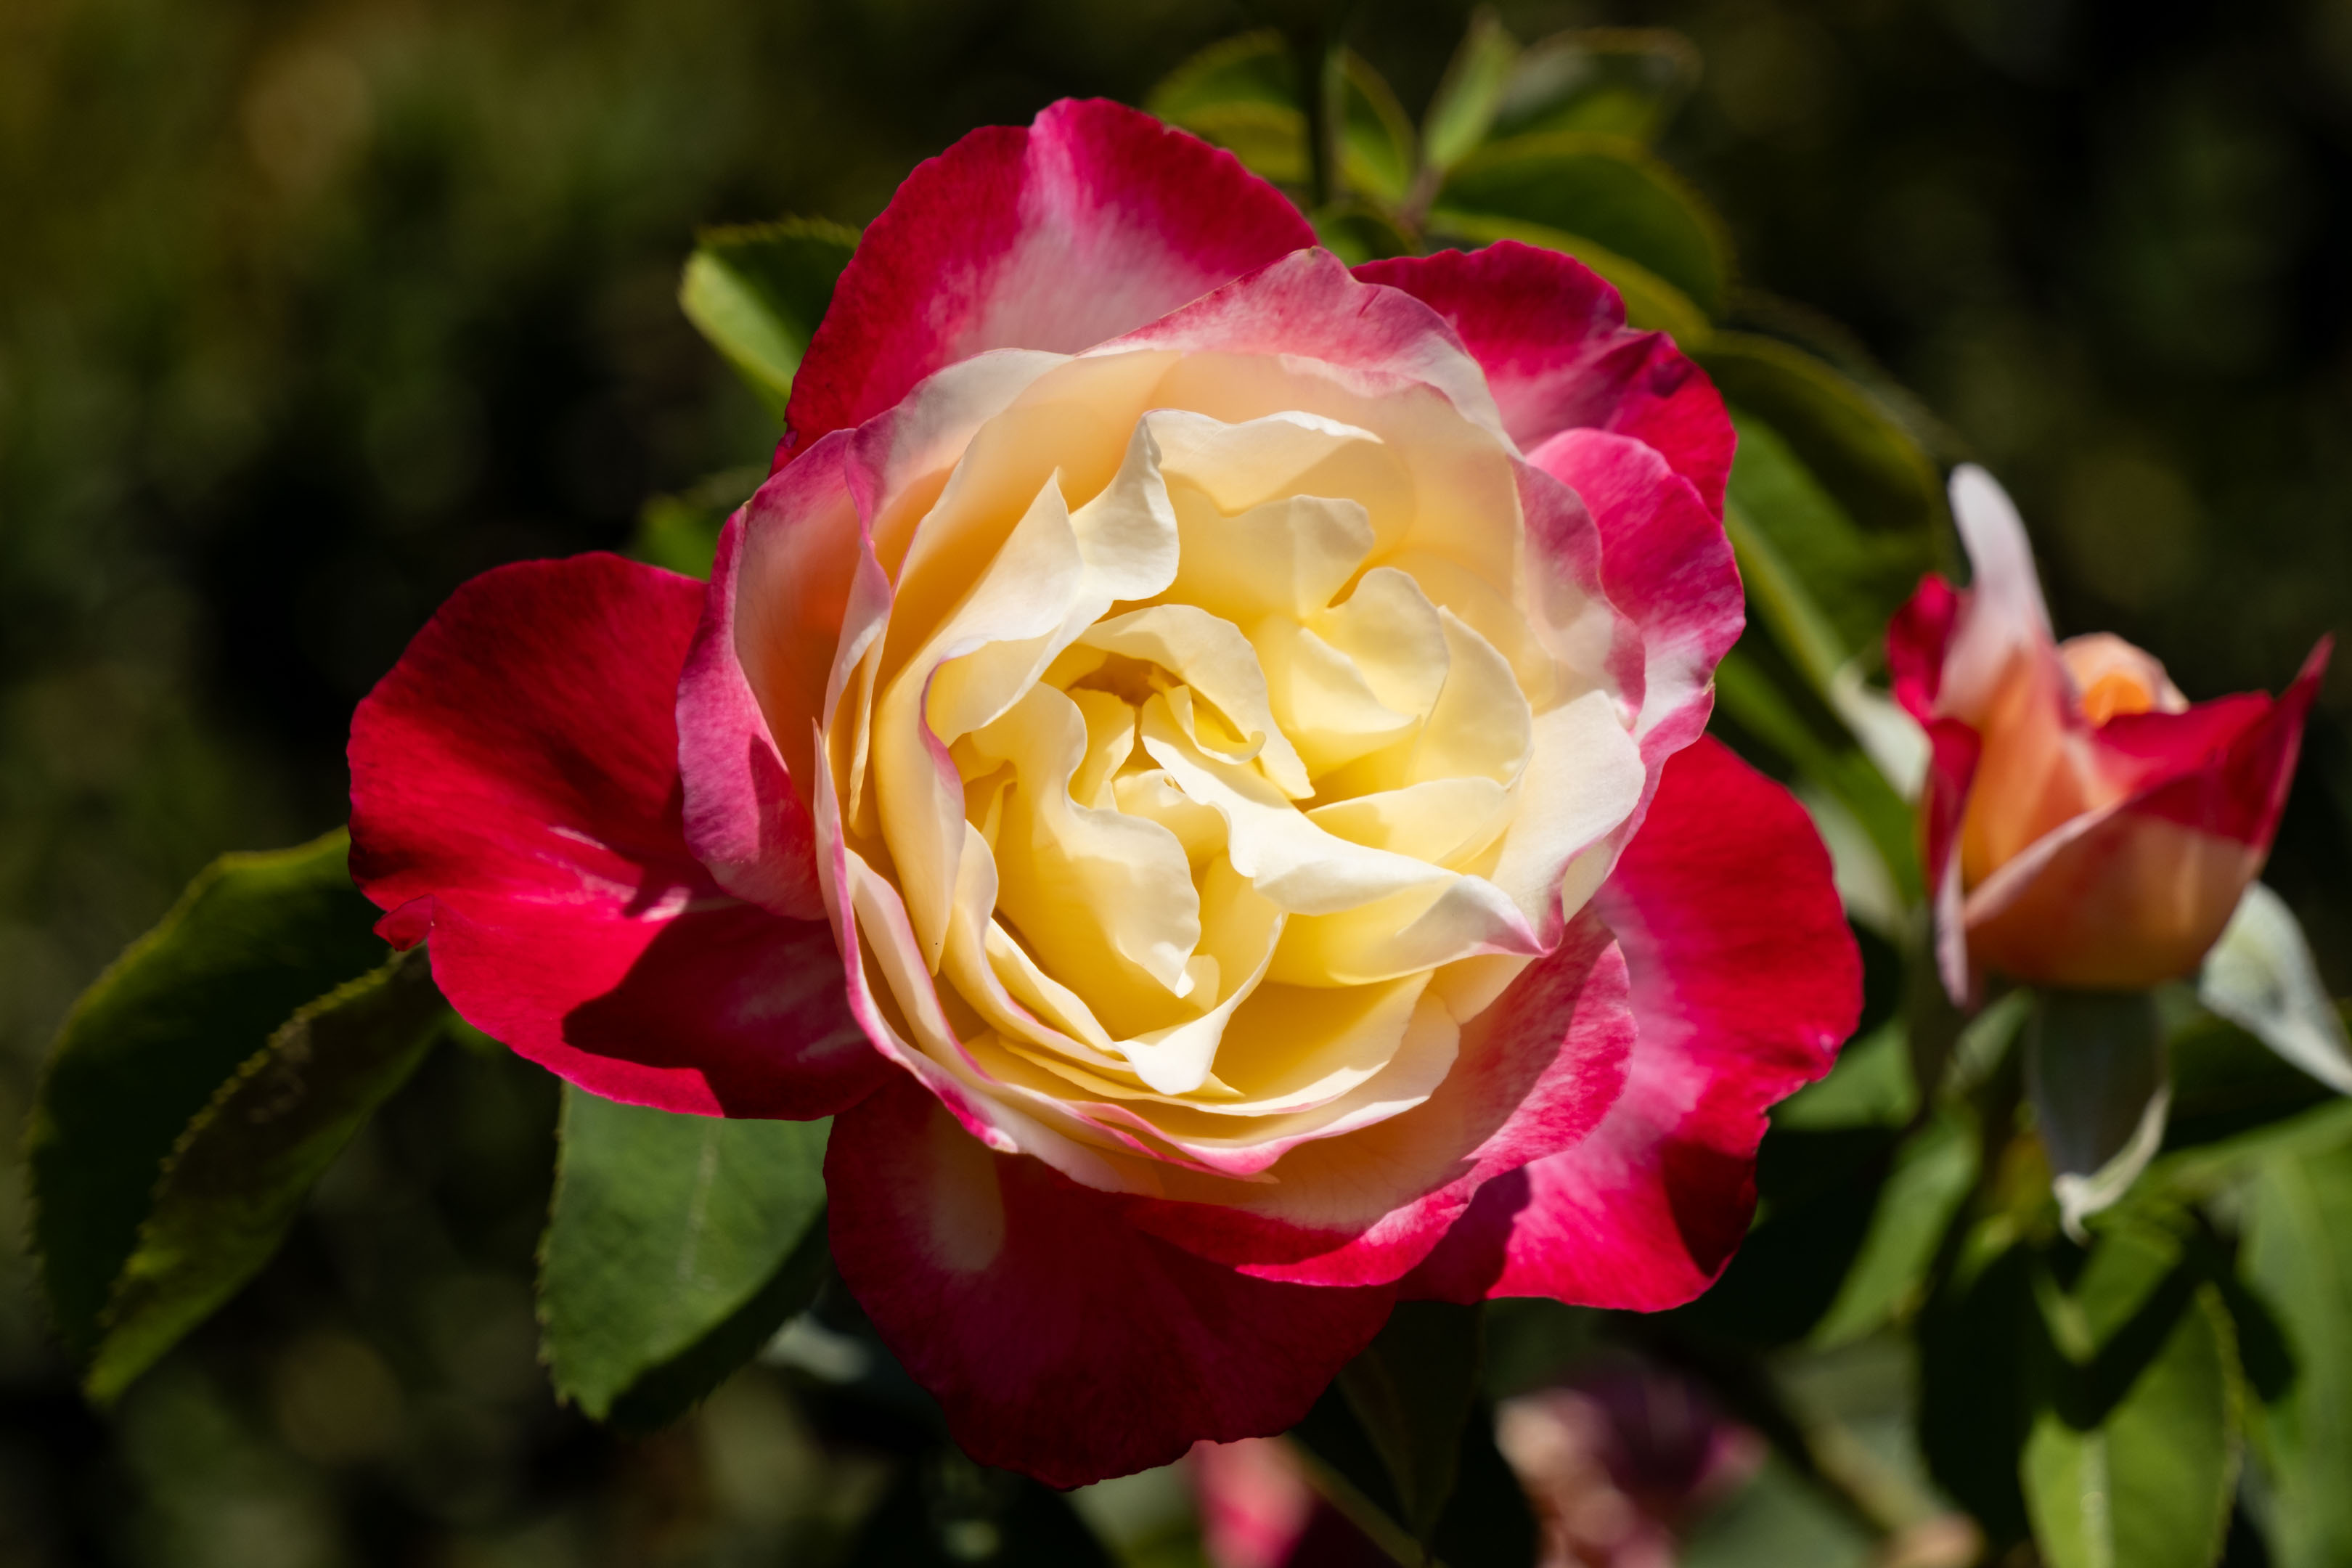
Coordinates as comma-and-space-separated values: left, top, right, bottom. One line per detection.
1282, 25, 1338, 209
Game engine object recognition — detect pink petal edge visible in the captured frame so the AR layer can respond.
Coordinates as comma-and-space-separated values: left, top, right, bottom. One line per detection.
1130, 912, 1639, 1289
781, 97, 1314, 463
825, 1071, 1397, 1487
1405, 736, 1859, 1308
348, 555, 884, 1119
1355, 241, 1735, 513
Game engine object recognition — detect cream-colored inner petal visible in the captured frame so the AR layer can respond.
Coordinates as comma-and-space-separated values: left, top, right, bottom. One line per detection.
826, 358, 1649, 1172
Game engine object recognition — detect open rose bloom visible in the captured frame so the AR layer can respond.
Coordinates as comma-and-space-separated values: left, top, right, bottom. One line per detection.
1891, 465, 2329, 998
348, 99, 1858, 1484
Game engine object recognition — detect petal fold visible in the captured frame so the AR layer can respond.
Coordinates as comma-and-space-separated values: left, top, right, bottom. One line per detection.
1131, 912, 1638, 1288
349, 555, 883, 1118
826, 1071, 1395, 1487
1355, 241, 1734, 512
1404, 737, 1858, 1307
784, 98, 1313, 460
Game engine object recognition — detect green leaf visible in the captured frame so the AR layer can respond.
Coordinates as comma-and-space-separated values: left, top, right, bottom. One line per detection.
1682, 1458, 1876, 1568
846, 1449, 1116, 1567
629, 494, 728, 581
1712, 645, 1922, 907
1716, 415, 1938, 850
1420, 8, 1519, 172
624, 465, 764, 581
678, 218, 858, 421
1670, 1124, 1895, 1347
2163, 1005, 2338, 1153
28, 828, 389, 1362
2146, 1098, 2352, 1204
1433, 132, 1731, 317
2024, 1266, 2243, 1568
1728, 414, 1936, 664
1776, 1021, 1918, 1131
1696, 332, 1945, 536
1146, 30, 1305, 184
1328, 1300, 1480, 1539
2239, 1131, 2352, 1567
1337, 53, 1416, 205
87, 947, 446, 1401
1489, 27, 1702, 145
1147, 31, 1416, 206
2028, 990, 2171, 1241
1919, 1228, 2039, 1549
1312, 200, 1416, 266
1290, 1302, 1536, 1563
1810, 1107, 1981, 1348
2199, 883, 2352, 1097
539, 1085, 830, 1427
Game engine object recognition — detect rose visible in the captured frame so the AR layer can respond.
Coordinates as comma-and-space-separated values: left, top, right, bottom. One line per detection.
348, 98, 1858, 1485
1890, 465, 2329, 997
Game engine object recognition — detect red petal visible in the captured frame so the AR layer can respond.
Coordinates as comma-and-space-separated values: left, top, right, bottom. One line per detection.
1405, 736, 1858, 1308
2131, 638, 2327, 842
2091, 691, 2271, 792
1919, 716, 1983, 1003
826, 1072, 1395, 1487
1355, 241, 1734, 513
783, 99, 1313, 462
348, 555, 885, 1118
1887, 573, 1960, 723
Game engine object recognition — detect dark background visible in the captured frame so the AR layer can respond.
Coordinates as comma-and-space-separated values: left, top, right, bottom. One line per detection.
4, 0, 2350, 1561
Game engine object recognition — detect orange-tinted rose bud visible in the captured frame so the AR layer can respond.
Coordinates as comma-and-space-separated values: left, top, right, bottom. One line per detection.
1887, 467, 2327, 996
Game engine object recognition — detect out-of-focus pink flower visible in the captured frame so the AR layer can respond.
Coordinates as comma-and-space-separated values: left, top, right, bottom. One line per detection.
1191, 1438, 1388, 1568
1889, 465, 2328, 997
1498, 1363, 1763, 1568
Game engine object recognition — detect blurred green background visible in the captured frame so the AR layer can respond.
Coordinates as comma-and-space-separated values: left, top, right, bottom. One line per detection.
5, 0, 2352, 1561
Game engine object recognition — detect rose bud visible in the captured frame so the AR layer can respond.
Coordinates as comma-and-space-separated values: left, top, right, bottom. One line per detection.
1889, 465, 2328, 997
349, 99, 1858, 1485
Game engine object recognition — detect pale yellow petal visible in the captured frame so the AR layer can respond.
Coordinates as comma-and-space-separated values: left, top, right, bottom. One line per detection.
965, 685, 1204, 1016
1146, 407, 1383, 515
876, 475, 1086, 964
1138, 696, 1448, 915
1255, 619, 1418, 777
1315, 566, 1451, 721
1111, 769, 1228, 866
1081, 604, 1312, 798
1408, 608, 1535, 786
1166, 489, 1373, 622
1200, 971, 1434, 1111
1486, 687, 1646, 931
1307, 776, 1514, 867
1267, 871, 1541, 987
1066, 687, 1138, 809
